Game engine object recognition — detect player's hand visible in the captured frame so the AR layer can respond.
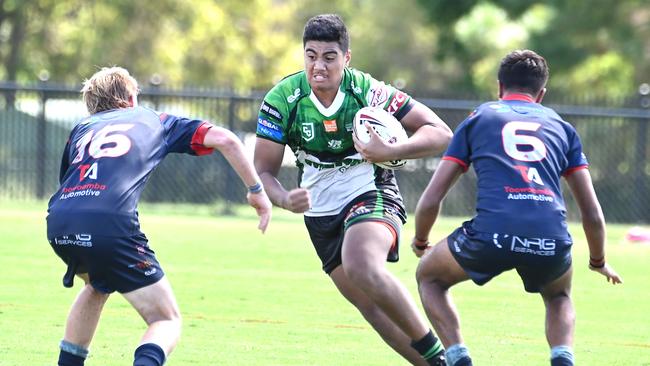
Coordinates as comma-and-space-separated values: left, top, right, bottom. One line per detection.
247, 191, 272, 233
589, 262, 623, 284
353, 122, 398, 163
282, 188, 310, 213
410, 238, 431, 258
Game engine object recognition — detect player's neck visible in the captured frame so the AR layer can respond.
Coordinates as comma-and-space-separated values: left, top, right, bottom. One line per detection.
311, 88, 338, 108
501, 93, 535, 103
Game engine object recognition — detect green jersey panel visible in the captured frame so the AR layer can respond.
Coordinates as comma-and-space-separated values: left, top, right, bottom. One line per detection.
257, 68, 410, 216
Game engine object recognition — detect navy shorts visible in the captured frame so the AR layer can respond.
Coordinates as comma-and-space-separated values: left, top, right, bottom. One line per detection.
448, 221, 572, 293
48, 232, 164, 294
304, 190, 407, 274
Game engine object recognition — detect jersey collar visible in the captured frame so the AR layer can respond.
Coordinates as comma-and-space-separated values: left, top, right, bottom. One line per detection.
501, 93, 535, 103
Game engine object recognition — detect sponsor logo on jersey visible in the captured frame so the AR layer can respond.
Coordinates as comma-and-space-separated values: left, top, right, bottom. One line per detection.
301, 122, 315, 141
489, 103, 511, 113
257, 118, 284, 141
387, 91, 408, 114
509, 235, 556, 256
504, 185, 555, 202
323, 119, 338, 133
350, 79, 362, 94
53, 234, 93, 247
367, 84, 390, 107
59, 182, 108, 200
327, 139, 342, 149
287, 88, 301, 103
513, 165, 544, 185
79, 162, 98, 181
260, 101, 283, 120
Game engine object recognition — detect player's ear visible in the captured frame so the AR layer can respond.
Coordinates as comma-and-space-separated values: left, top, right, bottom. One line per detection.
535, 88, 546, 103
344, 49, 351, 67
129, 94, 138, 107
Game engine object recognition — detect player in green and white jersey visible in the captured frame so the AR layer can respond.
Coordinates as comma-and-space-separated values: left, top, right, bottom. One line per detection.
254, 14, 453, 366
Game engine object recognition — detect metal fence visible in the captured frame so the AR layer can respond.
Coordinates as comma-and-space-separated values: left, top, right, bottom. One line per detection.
0, 83, 648, 224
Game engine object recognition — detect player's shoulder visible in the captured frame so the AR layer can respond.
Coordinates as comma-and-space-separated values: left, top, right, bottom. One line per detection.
266, 71, 309, 102
344, 67, 379, 94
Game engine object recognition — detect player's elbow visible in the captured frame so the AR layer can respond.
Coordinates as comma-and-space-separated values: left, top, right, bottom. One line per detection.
581, 208, 605, 230
204, 126, 240, 153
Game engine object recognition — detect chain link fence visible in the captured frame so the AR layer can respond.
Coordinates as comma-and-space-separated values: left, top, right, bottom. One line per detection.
1, 83, 648, 224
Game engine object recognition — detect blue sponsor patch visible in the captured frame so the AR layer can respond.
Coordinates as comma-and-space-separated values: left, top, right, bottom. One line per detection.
257, 118, 284, 141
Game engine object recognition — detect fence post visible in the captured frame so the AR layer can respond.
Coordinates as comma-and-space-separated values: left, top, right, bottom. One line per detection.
638, 84, 650, 223
35, 83, 48, 199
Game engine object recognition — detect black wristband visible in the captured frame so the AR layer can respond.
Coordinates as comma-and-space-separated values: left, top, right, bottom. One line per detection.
413, 238, 430, 250
589, 259, 605, 268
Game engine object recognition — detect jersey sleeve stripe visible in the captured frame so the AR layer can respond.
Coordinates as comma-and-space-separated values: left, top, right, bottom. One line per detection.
442, 156, 469, 172
562, 164, 588, 177
190, 122, 215, 156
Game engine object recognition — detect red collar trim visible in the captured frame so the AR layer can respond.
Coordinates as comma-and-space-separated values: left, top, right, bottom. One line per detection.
501, 94, 535, 103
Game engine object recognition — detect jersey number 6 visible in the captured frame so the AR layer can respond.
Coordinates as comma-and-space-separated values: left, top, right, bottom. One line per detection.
501, 121, 547, 162
72, 124, 135, 164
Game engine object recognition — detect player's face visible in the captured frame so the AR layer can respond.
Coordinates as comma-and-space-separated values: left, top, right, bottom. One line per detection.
304, 41, 350, 94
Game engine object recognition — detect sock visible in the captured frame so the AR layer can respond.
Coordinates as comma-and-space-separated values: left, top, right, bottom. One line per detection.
411, 330, 445, 365
550, 345, 574, 366
134, 343, 166, 366
445, 343, 473, 366
58, 340, 88, 366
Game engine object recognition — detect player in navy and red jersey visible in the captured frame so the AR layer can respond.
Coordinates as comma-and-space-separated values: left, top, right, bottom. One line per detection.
47, 67, 272, 366
411, 50, 622, 366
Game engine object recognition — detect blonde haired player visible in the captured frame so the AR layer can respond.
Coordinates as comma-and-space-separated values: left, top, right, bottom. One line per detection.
47, 67, 271, 366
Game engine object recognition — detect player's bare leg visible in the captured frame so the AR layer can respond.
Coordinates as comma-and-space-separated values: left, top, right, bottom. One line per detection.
339, 221, 444, 365
416, 239, 473, 366
540, 267, 575, 366
59, 274, 110, 365
330, 266, 429, 366
122, 276, 181, 365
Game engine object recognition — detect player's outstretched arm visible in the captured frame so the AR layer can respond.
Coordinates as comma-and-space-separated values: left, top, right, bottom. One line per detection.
254, 138, 310, 214
412, 160, 463, 257
203, 126, 272, 233
565, 168, 623, 284
396, 100, 453, 159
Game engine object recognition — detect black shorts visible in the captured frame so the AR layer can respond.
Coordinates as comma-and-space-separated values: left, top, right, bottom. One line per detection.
448, 221, 572, 293
304, 190, 407, 274
48, 232, 164, 294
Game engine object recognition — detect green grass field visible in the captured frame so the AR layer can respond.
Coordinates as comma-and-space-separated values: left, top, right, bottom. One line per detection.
0, 200, 648, 366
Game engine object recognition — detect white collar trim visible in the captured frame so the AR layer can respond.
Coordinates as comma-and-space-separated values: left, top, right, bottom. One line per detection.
309, 88, 345, 117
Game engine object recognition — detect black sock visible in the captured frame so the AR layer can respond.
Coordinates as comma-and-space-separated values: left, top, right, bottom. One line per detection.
58, 349, 85, 366
133, 343, 166, 366
411, 330, 445, 364
551, 356, 573, 366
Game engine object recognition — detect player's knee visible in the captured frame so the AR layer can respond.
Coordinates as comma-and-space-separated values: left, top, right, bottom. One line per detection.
342, 260, 382, 289
415, 260, 437, 285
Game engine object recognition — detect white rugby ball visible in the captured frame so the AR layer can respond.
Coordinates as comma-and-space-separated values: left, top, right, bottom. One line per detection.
353, 106, 408, 169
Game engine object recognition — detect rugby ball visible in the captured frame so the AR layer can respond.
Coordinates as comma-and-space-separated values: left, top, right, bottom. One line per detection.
353, 106, 408, 169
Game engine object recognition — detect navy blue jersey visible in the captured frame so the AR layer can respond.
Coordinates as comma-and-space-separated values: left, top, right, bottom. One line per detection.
444, 94, 588, 240
47, 106, 213, 237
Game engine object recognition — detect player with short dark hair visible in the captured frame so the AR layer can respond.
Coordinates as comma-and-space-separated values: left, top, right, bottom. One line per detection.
412, 49, 622, 366
47, 66, 272, 366
254, 13, 453, 366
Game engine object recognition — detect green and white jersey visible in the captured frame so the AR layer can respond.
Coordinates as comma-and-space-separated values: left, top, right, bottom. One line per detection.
257, 68, 413, 216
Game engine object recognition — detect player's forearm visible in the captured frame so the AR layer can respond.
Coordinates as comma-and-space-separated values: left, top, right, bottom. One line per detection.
204, 127, 260, 188
258, 172, 289, 209
395, 124, 452, 160
582, 209, 607, 260
414, 197, 441, 241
